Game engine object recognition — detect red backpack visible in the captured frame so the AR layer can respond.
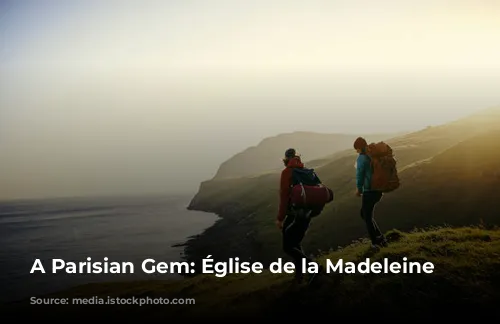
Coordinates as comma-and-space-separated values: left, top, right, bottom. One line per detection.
366, 142, 400, 193
289, 167, 334, 210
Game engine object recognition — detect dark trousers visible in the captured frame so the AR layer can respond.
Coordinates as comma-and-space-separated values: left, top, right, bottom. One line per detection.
282, 208, 313, 278
360, 191, 385, 244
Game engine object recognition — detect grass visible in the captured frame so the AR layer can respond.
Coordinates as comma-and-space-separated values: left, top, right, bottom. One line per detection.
5, 226, 500, 321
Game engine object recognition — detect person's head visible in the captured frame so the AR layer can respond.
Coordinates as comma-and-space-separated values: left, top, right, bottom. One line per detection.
282, 148, 299, 166
353, 137, 367, 153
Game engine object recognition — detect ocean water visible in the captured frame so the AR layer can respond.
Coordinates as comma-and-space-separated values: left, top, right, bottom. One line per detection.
0, 194, 219, 303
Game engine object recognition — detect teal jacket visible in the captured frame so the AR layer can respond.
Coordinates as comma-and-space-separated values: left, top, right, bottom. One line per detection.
356, 153, 373, 193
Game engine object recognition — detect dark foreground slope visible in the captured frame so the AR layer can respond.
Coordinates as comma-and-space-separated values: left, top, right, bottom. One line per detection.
185, 108, 500, 267
5, 227, 500, 321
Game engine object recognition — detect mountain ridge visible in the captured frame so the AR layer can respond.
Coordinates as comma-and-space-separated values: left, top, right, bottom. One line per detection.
212, 130, 406, 180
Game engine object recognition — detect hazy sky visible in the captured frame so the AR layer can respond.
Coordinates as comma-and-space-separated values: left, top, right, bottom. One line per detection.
1, 0, 499, 200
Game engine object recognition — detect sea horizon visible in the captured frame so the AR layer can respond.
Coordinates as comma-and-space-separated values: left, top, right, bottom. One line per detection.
0, 193, 219, 303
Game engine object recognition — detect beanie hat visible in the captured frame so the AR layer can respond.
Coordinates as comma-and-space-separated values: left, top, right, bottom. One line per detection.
353, 137, 367, 150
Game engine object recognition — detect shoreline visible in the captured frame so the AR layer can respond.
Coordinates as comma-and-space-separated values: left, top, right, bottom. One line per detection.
0, 195, 220, 304
180, 201, 278, 275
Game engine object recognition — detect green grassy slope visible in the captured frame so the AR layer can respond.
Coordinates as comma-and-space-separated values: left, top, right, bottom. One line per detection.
185, 107, 500, 267
6, 226, 500, 321
303, 127, 500, 253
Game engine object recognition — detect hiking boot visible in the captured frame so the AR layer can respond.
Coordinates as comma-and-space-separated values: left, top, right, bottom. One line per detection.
374, 235, 388, 247
377, 237, 388, 247
378, 240, 388, 247
294, 272, 304, 284
307, 264, 324, 285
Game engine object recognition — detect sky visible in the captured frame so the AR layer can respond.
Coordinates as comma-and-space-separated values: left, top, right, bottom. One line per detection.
1, 0, 499, 200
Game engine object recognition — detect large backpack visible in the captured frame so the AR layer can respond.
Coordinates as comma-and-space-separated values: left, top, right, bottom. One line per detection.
366, 141, 400, 193
289, 167, 334, 211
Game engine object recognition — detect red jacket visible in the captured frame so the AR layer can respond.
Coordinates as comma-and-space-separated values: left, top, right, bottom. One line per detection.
277, 157, 304, 221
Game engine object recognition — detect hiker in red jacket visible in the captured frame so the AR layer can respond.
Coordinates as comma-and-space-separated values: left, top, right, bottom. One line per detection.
276, 148, 304, 228
277, 148, 324, 284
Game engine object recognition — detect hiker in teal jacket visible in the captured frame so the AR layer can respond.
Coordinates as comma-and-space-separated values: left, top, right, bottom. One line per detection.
354, 137, 388, 248
356, 151, 373, 193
